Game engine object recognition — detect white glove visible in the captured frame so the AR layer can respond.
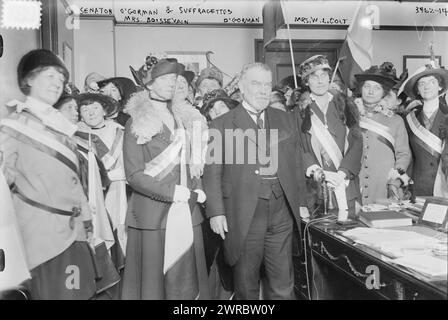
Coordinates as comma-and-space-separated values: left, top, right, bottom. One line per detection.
173, 185, 190, 202
194, 189, 206, 203
299, 206, 310, 218
324, 170, 346, 188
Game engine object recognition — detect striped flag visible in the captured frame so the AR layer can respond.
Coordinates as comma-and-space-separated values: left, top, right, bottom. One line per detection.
263, 0, 285, 47
337, 1, 373, 89
0, 170, 30, 291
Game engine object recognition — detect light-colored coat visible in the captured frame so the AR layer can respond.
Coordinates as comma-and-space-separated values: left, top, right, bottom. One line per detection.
0, 101, 90, 270
359, 113, 411, 204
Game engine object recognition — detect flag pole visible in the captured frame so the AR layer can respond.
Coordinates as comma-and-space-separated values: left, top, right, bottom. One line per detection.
330, 58, 342, 84
279, 0, 298, 89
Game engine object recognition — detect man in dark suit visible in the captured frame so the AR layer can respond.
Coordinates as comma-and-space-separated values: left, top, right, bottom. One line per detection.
203, 63, 309, 300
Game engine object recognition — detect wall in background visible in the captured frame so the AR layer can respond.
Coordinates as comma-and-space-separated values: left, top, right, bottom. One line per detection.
73, 21, 447, 89
73, 18, 115, 90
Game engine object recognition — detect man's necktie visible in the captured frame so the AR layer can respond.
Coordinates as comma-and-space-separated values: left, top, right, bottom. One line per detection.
247, 109, 264, 129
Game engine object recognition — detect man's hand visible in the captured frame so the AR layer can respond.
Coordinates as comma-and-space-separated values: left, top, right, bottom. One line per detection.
306, 164, 325, 182
210, 215, 228, 240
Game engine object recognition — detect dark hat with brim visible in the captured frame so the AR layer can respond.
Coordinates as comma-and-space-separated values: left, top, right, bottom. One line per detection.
177, 63, 196, 89
130, 58, 182, 87
402, 65, 448, 100
18, 49, 69, 93
355, 66, 397, 91
96, 77, 137, 102
201, 89, 239, 117
76, 93, 120, 118
181, 70, 196, 88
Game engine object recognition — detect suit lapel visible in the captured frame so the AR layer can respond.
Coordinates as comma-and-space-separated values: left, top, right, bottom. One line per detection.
232, 104, 258, 145
265, 107, 291, 145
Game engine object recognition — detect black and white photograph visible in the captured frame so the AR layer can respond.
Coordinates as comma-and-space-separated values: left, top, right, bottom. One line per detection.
0, 0, 447, 306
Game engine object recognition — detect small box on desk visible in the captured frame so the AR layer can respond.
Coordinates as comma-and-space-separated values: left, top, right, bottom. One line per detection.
358, 210, 413, 228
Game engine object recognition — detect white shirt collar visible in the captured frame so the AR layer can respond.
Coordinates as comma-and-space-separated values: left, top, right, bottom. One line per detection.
309, 91, 333, 102
423, 97, 439, 118
23, 96, 78, 137
310, 92, 333, 114
242, 101, 265, 125
242, 101, 265, 114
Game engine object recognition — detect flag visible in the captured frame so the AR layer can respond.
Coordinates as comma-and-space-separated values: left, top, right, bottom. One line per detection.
0, 171, 31, 291
87, 138, 115, 251
263, 0, 285, 47
337, 1, 373, 89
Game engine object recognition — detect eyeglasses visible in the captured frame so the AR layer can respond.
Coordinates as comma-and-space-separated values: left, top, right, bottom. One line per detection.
308, 72, 330, 82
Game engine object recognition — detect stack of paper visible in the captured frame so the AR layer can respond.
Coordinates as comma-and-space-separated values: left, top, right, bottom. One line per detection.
390, 254, 447, 279
342, 228, 443, 258
342, 228, 448, 279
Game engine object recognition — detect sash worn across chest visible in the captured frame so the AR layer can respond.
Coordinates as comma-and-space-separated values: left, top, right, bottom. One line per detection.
101, 128, 124, 170
144, 117, 185, 181
360, 117, 395, 154
0, 116, 79, 175
310, 113, 347, 169
406, 111, 442, 158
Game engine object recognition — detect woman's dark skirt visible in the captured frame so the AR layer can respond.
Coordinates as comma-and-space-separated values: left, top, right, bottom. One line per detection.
121, 224, 210, 300
28, 241, 97, 300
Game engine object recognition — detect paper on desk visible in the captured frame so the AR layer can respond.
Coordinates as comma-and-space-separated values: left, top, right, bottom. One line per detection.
388, 254, 448, 278
342, 227, 441, 258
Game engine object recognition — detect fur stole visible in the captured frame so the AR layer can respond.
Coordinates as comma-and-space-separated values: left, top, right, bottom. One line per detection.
124, 91, 208, 145
298, 89, 360, 133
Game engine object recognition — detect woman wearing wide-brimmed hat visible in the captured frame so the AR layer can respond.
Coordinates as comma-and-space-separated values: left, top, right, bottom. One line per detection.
201, 88, 239, 122
0, 49, 97, 299
76, 93, 127, 273
123, 55, 210, 299
96, 77, 137, 127
294, 55, 362, 218
353, 62, 412, 204
53, 92, 121, 298
402, 64, 448, 197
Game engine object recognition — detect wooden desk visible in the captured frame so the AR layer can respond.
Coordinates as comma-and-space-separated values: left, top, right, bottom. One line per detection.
294, 217, 448, 300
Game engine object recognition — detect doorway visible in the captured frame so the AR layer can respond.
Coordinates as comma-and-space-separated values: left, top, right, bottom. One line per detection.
255, 39, 344, 87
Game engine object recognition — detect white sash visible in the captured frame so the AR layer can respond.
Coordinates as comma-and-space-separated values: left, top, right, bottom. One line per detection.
360, 117, 395, 147
102, 129, 124, 170
0, 118, 79, 169
406, 111, 443, 156
310, 113, 344, 169
142, 117, 194, 275
144, 129, 185, 179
